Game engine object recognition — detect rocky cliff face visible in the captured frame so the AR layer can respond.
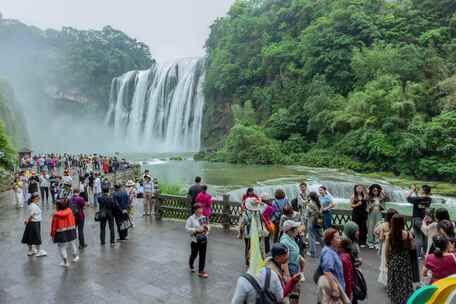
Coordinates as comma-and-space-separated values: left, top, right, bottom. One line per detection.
0, 80, 30, 149
201, 92, 234, 150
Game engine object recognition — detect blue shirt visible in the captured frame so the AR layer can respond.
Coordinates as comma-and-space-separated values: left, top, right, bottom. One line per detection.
320, 246, 345, 289
280, 233, 301, 274
320, 194, 333, 210
113, 191, 129, 210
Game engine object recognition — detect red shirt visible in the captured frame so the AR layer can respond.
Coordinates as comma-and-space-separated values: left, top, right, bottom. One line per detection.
425, 253, 456, 283
340, 252, 354, 299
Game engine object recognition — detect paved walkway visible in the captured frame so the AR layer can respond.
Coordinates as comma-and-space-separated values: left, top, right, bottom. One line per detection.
0, 191, 389, 304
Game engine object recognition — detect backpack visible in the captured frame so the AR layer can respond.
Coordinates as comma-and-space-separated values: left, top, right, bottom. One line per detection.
353, 267, 367, 301
70, 199, 79, 218
240, 268, 278, 304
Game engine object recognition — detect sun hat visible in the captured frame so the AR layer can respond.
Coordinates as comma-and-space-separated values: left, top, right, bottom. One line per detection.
245, 197, 262, 211
126, 180, 135, 187
282, 220, 300, 232
271, 243, 288, 258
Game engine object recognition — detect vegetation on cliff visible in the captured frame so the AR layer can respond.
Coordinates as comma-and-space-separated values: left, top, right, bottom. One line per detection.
0, 16, 154, 110
203, 0, 456, 181
0, 79, 30, 150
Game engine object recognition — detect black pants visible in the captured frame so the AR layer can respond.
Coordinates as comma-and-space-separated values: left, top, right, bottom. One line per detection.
189, 241, 207, 272
40, 187, 49, 202
100, 217, 115, 244
115, 216, 128, 240
353, 213, 368, 246
76, 218, 86, 247
50, 190, 56, 204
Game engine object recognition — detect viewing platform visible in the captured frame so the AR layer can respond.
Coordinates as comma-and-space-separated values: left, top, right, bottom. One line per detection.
0, 190, 390, 304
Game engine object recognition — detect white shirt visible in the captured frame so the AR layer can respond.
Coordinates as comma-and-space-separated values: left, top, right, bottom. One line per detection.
63, 175, 73, 185
94, 177, 102, 194
27, 203, 42, 222
231, 268, 284, 304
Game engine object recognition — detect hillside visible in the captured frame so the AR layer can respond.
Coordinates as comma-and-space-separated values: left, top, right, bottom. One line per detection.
203, 0, 456, 182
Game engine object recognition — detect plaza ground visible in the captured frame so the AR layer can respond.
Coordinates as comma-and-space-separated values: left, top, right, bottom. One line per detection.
0, 191, 389, 304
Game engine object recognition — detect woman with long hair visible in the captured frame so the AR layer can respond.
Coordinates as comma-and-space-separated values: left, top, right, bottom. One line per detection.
307, 192, 323, 258
351, 184, 368, 247
375, 208, 398, 286
386, 215, 415, 304
423, 235, 456, 283
367, 184, 387, 249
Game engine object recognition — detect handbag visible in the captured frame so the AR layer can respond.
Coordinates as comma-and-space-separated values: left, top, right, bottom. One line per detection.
196, 233, 208, 243
313, 265, 323, 284
94, 210, 107, 222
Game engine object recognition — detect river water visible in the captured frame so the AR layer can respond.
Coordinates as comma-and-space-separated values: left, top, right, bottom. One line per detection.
123, 153, 456, 215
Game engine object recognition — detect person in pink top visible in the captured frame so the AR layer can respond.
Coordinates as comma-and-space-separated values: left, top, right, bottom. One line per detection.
195, 185, 212, 219
423, 235, 456, 283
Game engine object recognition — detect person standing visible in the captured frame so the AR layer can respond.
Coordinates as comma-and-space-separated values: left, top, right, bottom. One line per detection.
50, 199, 79, 267
375, 208, 398, 286
307, 192, 323, 258
185, 203, 209, 278
367, 184, 387, 249
339, 239, 355, 302
98, 188, 116, 246
271, 189, 289, 242
143, 175, 155, 216
239, 198, 267, 267
351, 184, 368, 247
12, 176, 24, 208
342, 221, 362, 266
39, 170, 50, 205
28, 171, 40, 197
421, 208, 451, 256
422, 235, 456, 284
280, 220, 306, 303
70, 189, 87, 249
386, 214, 415, 304
295, 182, 309, 230
187, 176, 203, 215
195, 185, 213, 219
48, 171, 58, 205
112, 184, 130, 241
317, 228, 348, 304
407, 184, 432, 258
319, 186, 335, 230
126, 180, 137, 228
93, 173, 102, 208
241, 187, 259, 210
21, 194, 47, 257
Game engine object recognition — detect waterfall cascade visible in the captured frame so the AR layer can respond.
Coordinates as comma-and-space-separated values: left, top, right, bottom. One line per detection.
105, 58, 205, 152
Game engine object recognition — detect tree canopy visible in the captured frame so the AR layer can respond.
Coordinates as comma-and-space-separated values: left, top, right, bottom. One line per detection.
204, 0, 456, 181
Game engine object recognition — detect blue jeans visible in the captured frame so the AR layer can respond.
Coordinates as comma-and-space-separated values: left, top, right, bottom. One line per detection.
322, 211, 332, 230
93, 193, 101, 208
308, 224, 322, 257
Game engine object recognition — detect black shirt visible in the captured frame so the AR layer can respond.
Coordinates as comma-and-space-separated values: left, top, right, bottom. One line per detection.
188, 184, 203, 204
407, 196, 432, 219
28, 176, 40, 194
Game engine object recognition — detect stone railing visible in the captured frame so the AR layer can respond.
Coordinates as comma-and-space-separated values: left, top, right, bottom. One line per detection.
154, 193, 413, 231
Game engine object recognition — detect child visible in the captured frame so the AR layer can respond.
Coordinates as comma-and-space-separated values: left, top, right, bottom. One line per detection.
51, 199, 79, 267
21, 194, 47, 257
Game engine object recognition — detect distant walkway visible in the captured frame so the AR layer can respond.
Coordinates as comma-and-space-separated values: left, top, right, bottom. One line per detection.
0, 191, 389, 304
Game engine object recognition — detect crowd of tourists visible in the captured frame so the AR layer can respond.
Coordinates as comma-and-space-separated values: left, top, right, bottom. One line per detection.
14, 158, 456, 303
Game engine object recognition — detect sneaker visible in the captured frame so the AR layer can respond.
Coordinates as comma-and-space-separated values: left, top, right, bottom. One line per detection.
27, 250, 36, 256
35, 250, 47, 257
198, 272, 208, 278
72, 256, 80, 263
60, 261, 70, 267
306, 252, 314, 257
189, 267, 195, 273
360, 244, 366, 248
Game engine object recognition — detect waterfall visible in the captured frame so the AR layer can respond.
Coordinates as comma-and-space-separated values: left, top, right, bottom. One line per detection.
105, 58, 205, 152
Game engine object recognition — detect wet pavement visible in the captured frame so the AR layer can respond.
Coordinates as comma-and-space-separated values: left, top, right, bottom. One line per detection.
0, 191, 389, 304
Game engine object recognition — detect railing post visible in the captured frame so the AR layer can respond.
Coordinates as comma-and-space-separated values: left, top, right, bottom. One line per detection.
222, 194, 231, 231
154, 178, 161, 220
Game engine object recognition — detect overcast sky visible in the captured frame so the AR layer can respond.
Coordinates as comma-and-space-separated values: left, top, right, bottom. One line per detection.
1, 0, 234, 62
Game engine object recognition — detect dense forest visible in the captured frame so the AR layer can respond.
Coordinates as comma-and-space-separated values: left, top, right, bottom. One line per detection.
202, 0, 456, 182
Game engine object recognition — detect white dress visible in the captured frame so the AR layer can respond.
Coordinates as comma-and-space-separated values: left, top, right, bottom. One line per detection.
376, 222, 389, 286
